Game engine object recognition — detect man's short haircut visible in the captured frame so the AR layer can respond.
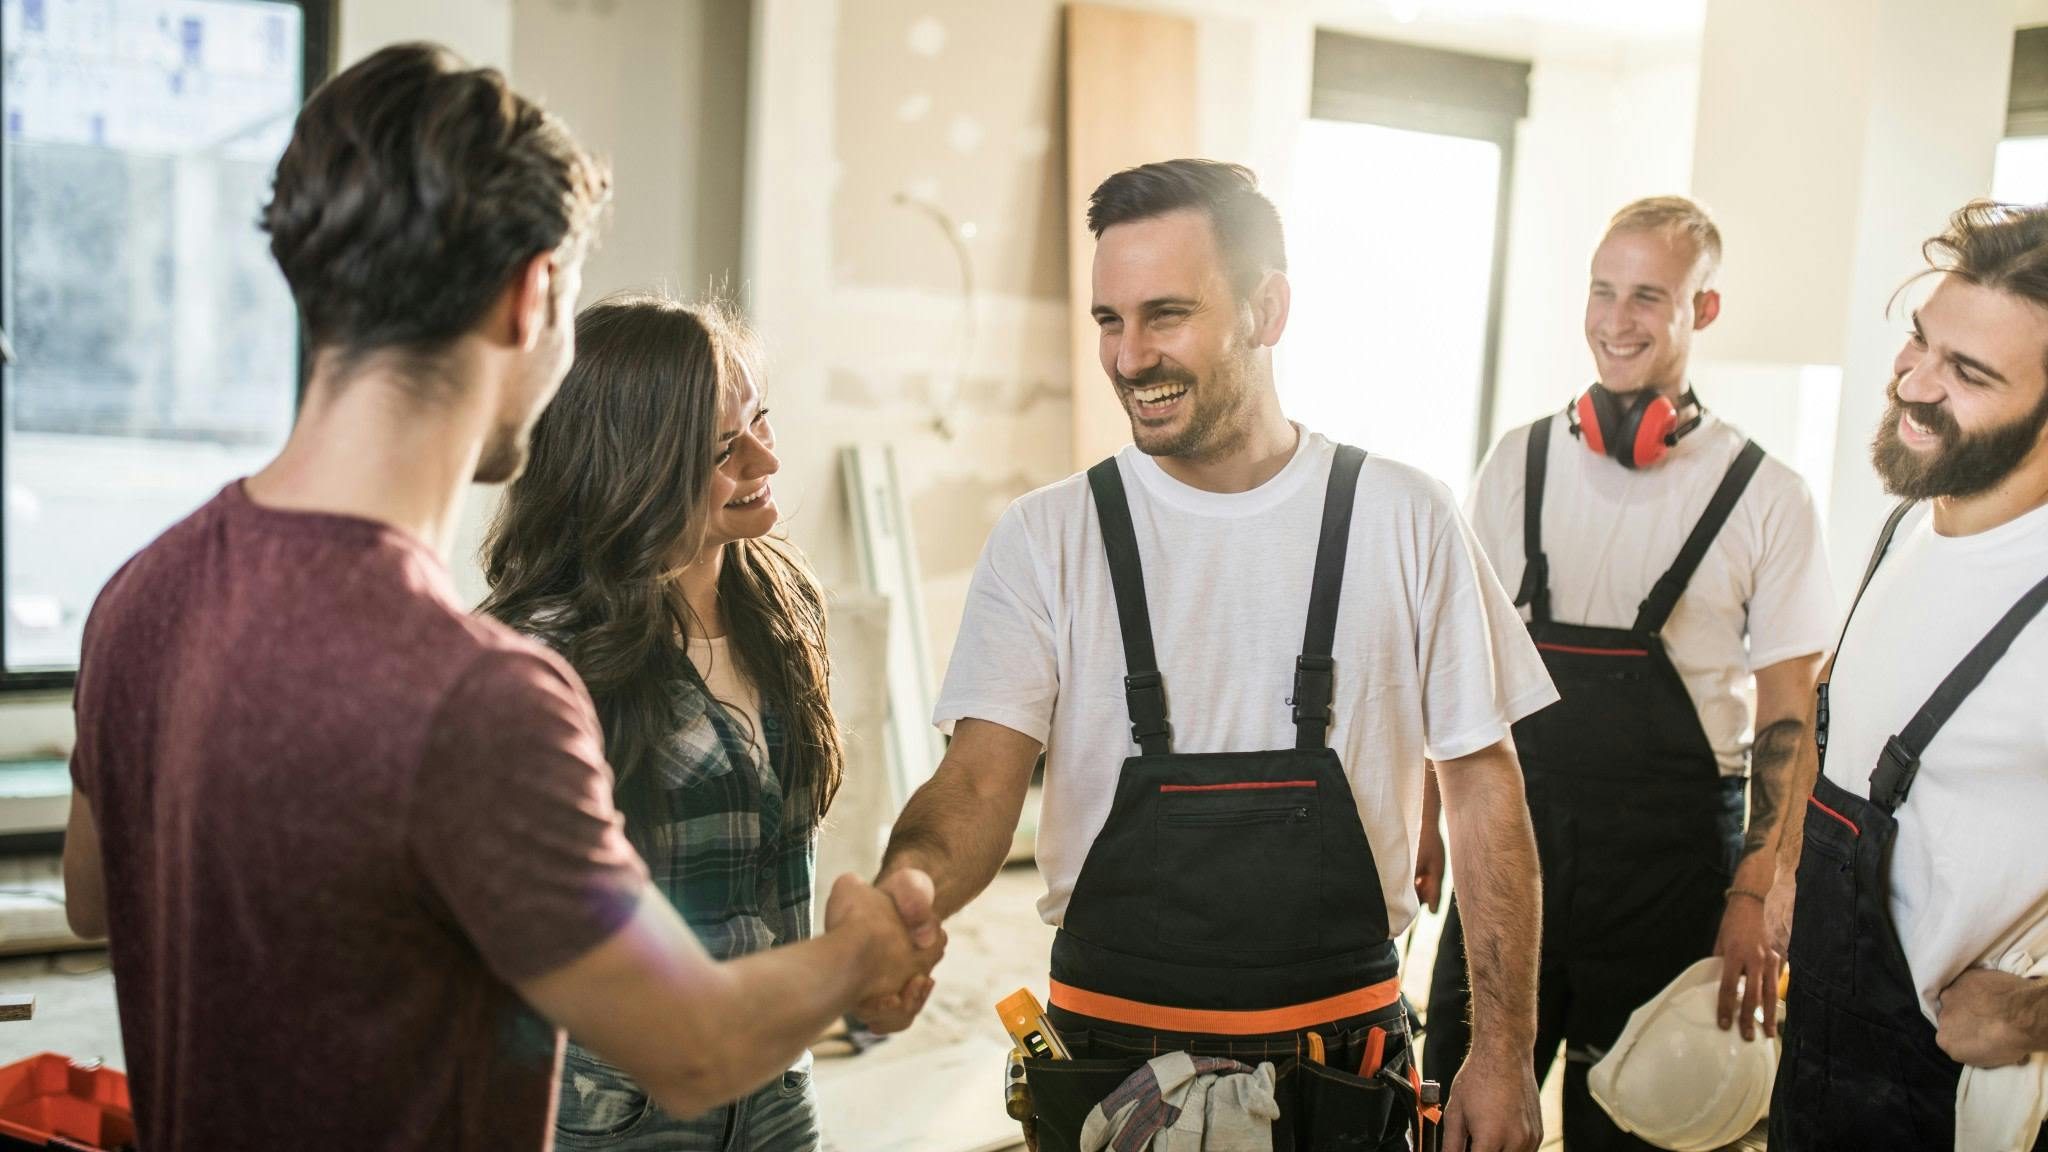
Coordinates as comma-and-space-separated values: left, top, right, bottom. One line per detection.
1603, 195, 1723, 291
262, 43, 610, 362
1086, 159, 1286, 299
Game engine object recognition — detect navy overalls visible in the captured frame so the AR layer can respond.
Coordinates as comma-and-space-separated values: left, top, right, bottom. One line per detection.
1021, 447, 1432, 1152
1427, 414, 1765, 1150
1769, 500, 2048, 1151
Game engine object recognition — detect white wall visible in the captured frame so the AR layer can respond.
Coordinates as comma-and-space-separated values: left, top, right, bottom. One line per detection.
1490, 37, 1701, 435
341, 0, 511, 70
1686, 0, 2014, 599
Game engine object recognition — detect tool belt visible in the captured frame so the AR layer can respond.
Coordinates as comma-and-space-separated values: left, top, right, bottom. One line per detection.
1012, 1003, 1441, 1152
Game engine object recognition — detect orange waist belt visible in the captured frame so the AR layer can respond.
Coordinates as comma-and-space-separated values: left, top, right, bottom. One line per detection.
1047, 976, 1402, 1036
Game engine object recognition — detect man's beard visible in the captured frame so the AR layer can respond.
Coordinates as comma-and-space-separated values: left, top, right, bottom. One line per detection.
1870, 375, 2048, 500
1117, 342, 1256, 461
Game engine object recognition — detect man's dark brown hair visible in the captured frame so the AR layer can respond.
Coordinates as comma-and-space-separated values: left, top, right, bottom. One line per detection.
262, 43, 610, 362
1086, 159, 1286, 300
1919, 200, 2048, 325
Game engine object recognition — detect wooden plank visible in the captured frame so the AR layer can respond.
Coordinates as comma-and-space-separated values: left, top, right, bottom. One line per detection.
1064, 3, 1200, 472
0, 994, 34, 1022
842, 444, 944, 810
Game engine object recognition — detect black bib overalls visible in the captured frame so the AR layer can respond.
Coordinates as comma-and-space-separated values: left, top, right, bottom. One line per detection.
1426, 416, 1765, 1151
1769, 501, 2048, 1152
1021, 447, 1429, 1152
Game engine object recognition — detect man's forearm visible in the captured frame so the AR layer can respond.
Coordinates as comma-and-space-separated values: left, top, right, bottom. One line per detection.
1441, 744, 1541, 1057
687, 926, 880, 1097
881, 762, 1024, 920
1737, 717, 1804, 887
1771, 718, 1822, 887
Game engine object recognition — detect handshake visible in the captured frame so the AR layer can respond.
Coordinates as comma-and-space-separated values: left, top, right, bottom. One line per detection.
824, 868, 949, 1033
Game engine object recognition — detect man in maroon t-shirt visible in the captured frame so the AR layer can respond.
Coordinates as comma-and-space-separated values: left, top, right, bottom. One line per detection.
62, 44, 940, 1151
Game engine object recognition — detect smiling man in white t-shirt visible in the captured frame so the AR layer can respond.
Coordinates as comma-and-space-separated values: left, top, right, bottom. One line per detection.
1425, 197, 1837, 1152
865, 159, 1556, 1152
1768, 202, 2048, 1152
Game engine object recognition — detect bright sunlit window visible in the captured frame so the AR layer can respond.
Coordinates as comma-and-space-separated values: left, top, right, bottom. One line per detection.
1994, 135, 2048, 203
1283, 118, 1502, 503
1, 0, 316, 684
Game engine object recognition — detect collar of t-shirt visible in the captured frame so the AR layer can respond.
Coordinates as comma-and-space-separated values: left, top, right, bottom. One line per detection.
1125, 424, 1324, 519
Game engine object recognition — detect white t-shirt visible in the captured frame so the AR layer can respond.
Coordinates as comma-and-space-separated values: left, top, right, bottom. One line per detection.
1467, 412, 1837, 774
687, 634, 766, 763
934, 428, 1558, 932
1821, 500, 2048, 1023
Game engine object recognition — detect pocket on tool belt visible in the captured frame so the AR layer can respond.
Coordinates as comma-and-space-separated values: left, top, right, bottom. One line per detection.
1293, 1059, 1405, 1149
1021, 1055, 1148, 1152
1151, 785, 1323, 952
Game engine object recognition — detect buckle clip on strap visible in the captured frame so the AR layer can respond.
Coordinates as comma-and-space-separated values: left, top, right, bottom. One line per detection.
1125, 671, 1168, 751
1869, 734, 1919, 813
1291, 655, 1334, 728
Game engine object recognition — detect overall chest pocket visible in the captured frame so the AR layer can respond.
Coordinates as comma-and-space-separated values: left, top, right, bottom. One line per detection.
1787, 793, 1862, 995
1151, 785, 1324, 954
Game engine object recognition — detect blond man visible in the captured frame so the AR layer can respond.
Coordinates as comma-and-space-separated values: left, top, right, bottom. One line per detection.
1421, 197, 1835, 1151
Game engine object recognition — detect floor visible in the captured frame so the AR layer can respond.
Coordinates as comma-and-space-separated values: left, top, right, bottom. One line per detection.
0, 860, 1763, 1151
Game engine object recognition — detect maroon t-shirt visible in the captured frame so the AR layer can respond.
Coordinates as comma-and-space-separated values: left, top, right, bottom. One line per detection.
69, 482, 648, 1151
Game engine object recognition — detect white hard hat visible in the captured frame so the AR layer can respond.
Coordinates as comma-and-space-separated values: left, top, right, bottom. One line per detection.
1588, 957, 1779, 1152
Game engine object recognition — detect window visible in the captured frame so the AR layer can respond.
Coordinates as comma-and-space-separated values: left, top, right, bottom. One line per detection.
0, 0, 328, 688
1282, 31, 1527, 503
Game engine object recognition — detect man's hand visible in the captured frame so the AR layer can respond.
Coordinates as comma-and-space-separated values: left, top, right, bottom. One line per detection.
1937, 969, 2040, 1068
1713, 895, 1780, 1039
1414, 819, 1446, 913
823, 872, 940, 1006
1764, 872, 1795, 957
850, 868, 948, 1033
1442, 1046, 1541, 1152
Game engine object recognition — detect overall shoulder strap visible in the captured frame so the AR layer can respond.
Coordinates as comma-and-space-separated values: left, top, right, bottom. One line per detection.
1295, 444, 1368, 750
1087, 457, 1170, 756
1838, 500, 1917, 650
1633, 440, 1766, 635
1871, 568, 2048, 813
1514, 416, 1555, 623
1816, 500, 1916, 765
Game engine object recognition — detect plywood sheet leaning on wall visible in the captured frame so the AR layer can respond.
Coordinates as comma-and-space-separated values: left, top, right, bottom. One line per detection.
1064, 3, 1199, 472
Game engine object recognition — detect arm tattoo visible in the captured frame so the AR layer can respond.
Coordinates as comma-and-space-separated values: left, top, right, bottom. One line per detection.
1742, 718, 1805, 863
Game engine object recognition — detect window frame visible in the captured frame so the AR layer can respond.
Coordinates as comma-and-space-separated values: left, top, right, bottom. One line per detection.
0, 0, 335, 693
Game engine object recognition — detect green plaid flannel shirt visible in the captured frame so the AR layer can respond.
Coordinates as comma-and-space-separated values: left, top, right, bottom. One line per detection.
642, 673, 818, 960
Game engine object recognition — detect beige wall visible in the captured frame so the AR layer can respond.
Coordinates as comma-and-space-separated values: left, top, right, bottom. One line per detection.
748, 0, 1073, 682
747, 0, 1716, 683
512, 0, 749, 305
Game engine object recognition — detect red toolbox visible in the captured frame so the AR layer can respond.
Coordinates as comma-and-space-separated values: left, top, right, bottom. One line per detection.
0, 1054, 133, 1151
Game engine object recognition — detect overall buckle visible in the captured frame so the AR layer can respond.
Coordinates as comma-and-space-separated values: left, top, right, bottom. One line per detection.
1292, 655, 1334, 727
1869, 735, 1920, 813
1124, 671, 1168, 748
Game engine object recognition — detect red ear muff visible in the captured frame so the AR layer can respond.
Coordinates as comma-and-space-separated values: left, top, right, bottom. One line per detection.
1628, 394, 1679, 469
1575, 390, 1607, 456
1571, 385, 1696, 469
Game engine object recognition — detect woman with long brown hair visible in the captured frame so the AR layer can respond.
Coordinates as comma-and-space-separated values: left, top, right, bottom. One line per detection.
481, 294, 842, 1150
